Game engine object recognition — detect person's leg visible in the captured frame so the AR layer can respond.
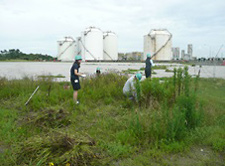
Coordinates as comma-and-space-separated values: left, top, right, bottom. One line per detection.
145, 68, 150, 78
149, 68, 152, 78
73, 90, 78, 102
145, 68, 148, 78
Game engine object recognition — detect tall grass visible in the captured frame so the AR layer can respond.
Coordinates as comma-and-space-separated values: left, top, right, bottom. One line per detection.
0, 71, 224, 165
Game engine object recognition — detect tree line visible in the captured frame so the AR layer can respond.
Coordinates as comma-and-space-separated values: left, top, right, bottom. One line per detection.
0, 49, 56, 61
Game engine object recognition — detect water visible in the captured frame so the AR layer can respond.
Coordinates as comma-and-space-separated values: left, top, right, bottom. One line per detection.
0, 62, 224, 81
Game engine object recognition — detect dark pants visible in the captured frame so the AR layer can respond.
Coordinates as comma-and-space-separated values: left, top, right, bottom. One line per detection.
70, 78, 81, 90
145, 67, 151, 78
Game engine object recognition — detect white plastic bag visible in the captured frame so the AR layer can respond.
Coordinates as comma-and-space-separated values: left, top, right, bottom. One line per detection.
81, 74, 86, 78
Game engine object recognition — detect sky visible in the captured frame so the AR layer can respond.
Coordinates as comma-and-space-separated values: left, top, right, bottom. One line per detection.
0, 0, 225, 58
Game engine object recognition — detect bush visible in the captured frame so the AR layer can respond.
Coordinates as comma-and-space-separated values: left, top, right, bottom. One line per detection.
138, 67, 203, 143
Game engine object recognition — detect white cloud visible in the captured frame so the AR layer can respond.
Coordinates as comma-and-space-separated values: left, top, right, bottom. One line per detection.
0, 0, 224, 57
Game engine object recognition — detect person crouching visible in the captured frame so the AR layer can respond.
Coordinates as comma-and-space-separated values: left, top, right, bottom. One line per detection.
123, 73, 142, 100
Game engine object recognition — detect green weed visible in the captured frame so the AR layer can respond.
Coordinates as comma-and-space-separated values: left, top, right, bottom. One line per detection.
140, 65, 168, 70
99, 141, 134, 159
0, 72, 224, 165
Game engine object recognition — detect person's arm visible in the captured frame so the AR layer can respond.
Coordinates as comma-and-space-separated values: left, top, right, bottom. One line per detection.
150, 59, 155, 66
74, 69, 83, 76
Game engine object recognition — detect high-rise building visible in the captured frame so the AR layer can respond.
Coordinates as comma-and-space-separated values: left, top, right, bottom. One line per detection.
172, 47, 180, 60
181, 50, 185, 60
187, 44, 193, 58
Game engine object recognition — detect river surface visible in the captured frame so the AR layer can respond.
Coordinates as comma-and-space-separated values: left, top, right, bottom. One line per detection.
0, 62, 224, 81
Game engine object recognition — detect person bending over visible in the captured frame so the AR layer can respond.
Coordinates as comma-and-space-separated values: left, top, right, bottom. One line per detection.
123, 73, 142, 100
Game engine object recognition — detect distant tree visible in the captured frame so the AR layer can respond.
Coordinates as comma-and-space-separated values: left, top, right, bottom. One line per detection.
0, 49, 54, 61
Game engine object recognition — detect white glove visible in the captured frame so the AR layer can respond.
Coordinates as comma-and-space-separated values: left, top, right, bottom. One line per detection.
81, 74, 86, 78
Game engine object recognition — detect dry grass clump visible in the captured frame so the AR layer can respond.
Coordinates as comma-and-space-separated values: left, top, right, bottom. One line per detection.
15, 131, 99, 166
21, 108, 71, 129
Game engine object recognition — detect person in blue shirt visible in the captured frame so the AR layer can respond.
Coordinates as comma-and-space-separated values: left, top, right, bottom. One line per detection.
70, 55, 86, 105
145, 53, 154, 78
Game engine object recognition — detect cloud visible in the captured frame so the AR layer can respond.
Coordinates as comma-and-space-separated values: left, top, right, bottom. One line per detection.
0, 0, 224, 57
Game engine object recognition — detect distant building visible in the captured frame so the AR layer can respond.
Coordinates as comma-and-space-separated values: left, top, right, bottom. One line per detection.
172, 47, 180, 60
175, 44, 194, 61
125, 52, 142, 60
118, 52, 142, 60
181, 50, 185, 60
183, 54, 191, 61
187, 44, 193, 58
118, 53, 125, 60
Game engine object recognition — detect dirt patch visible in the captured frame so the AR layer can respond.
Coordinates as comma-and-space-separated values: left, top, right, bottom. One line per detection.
114, 146, 224, 166
0, 142, 9, 154
164, 146, 224, 166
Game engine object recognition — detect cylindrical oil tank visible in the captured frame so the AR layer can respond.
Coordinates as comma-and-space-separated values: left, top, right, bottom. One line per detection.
143, 34, 151, 60
76, 37, 82, 55
81, 27, 103, 61
79, 33, 85, 60
143, 29, 172, 60
103, 31, 118, 60
57, 37, 77, 61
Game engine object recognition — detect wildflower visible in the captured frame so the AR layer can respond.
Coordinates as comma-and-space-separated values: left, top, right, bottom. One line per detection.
49, 162, 54, 166
65, 163, 70, 166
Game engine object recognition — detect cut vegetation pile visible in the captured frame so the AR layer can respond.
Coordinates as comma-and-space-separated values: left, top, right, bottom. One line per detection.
15, 131, 98, 166
20, 108, 71, 129
0, 69, 224, 165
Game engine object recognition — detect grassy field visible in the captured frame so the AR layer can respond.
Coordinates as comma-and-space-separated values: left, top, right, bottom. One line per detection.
0, 68, 224, 166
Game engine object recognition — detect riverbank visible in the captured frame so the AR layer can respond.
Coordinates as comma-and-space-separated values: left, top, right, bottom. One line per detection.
1, 62, 225, 80
0, 71, 224, 165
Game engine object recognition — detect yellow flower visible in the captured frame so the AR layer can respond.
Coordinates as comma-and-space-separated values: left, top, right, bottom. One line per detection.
65, 163, 70, 166
49, 162, 54, 166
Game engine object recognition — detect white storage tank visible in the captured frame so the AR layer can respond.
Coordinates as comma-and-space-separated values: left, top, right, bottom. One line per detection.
76, 37, 82, 56
103, 31, 118, 60
143, 29, 172, 60
81, 27, 103, 61
143, 35, 151, 60
80, 33, 85, 60
57, 37, 77, 61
